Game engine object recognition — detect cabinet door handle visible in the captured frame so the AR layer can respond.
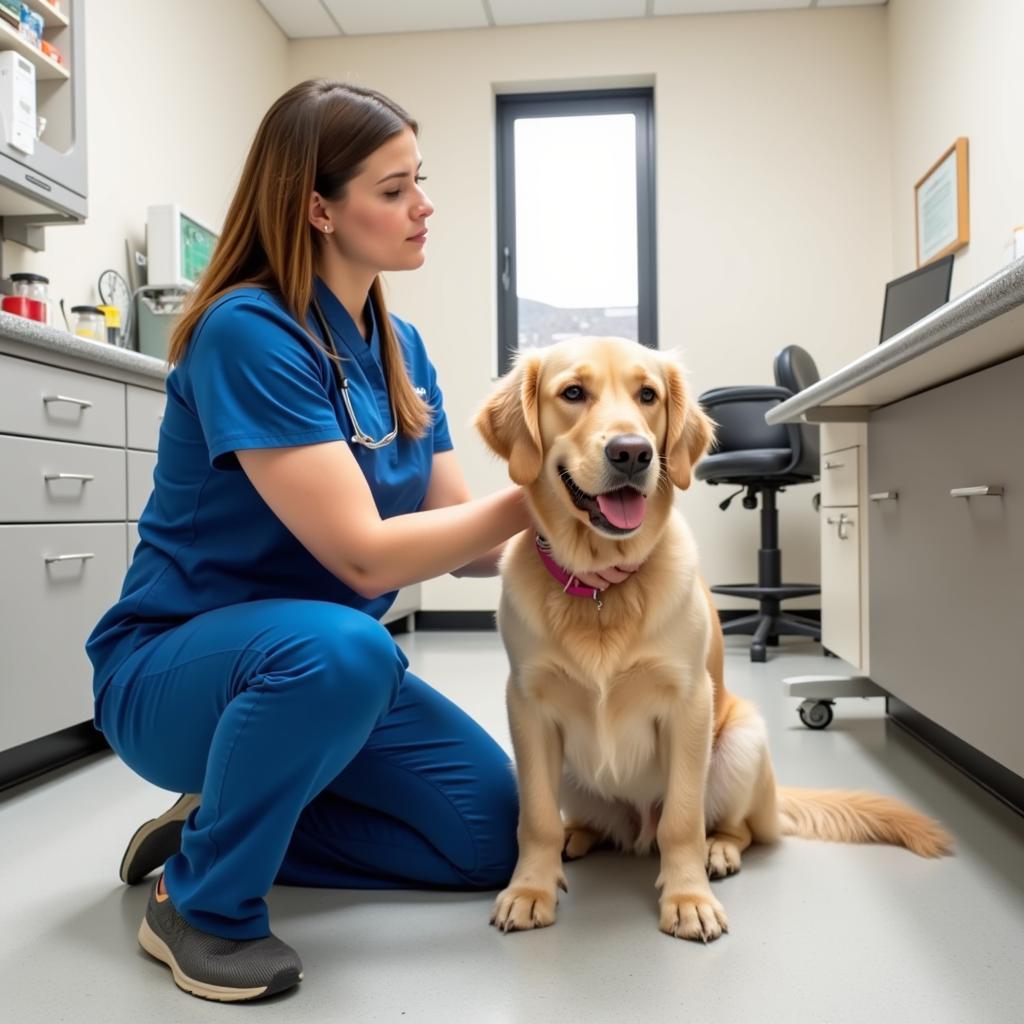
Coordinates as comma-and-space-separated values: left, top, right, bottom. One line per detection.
950, 485, 1003, 498
44, 552, 95, 564
869, 490, 898, 502
826, 513, 854, 540
42, 394, 93, 409
824, 461, 845, 470
44, 472, 95, 482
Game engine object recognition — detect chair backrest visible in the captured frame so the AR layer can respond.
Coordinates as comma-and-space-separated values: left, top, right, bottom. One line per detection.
774, 345, 819, 395
773, 344, 820, 477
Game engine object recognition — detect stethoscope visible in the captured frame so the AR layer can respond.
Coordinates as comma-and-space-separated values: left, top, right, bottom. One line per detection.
310, 299, 399, 451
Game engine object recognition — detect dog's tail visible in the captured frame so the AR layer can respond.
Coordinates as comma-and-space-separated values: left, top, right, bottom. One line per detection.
776, 787, 953, 858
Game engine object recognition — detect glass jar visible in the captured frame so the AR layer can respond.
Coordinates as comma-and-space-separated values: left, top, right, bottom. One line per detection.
9, 273, 50, 323
71, 305, 107, 342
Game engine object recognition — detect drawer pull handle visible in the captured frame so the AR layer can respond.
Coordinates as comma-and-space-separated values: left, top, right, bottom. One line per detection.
950, 485, 1003, 498
826, 513, 854, 540
44, 552, 95, 564
42, 394, 93, 410
869, 490, 898, 502
44, 472, 95, 483
824, 461, 845, 470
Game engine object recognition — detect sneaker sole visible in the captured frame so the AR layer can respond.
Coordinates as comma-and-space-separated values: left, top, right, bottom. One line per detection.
119, 794, 201, 885
138, 917, 302, 1002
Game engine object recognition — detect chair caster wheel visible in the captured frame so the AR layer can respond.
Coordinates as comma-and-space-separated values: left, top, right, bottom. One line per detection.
798, 699, 834, 729
750, 643, 767, 663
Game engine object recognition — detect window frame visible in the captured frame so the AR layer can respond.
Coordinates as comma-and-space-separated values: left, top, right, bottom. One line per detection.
495, 88, 657, 376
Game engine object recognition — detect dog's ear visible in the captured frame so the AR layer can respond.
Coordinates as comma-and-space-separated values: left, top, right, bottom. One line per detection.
474, 352, 544, 485
662, 356, 716, 490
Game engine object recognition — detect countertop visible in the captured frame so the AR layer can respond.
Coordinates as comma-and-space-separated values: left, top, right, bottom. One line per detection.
766, 256, 1024, 424
0, 311, 168, 383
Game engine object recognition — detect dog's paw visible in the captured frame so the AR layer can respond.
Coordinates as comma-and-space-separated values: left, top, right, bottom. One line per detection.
705, 835, 742, 879
562, 824, 601, 861
490, 881, 563, 932
659, 890, 728, 943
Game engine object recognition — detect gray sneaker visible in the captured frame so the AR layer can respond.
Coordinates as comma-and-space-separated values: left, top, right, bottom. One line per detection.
119, 794, 200, 885
138, 880, 303, 1002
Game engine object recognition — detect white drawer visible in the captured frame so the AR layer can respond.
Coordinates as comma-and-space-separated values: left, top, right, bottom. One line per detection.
127, 450, 157, 520
0, 436, 127, 523
0, 354, 126, 447
0, 523, 127, 748
126, 385, 165, 452
820, 445, 859, 507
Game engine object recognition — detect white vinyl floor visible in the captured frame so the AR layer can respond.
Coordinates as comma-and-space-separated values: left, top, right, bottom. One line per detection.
1, 630, 1022, 1023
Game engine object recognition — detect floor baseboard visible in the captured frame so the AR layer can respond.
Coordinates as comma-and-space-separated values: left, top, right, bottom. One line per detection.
887, 695, 1023, 817
0, 723, 109, 793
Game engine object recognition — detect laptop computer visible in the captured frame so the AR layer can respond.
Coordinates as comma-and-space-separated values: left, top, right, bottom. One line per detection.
879, 253, 955, 344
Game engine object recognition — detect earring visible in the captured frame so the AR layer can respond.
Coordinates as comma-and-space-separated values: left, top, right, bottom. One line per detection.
323, 225, 331, 233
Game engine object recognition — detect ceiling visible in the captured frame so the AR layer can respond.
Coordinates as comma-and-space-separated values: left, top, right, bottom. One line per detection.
258, 0, 887, 39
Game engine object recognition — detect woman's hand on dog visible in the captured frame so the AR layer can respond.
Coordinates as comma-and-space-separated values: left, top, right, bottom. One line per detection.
574, 562, 643, 591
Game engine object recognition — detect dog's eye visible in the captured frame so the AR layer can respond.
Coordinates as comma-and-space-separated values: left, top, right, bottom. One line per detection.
561, 385, 586, 403
639, 386, 657, 404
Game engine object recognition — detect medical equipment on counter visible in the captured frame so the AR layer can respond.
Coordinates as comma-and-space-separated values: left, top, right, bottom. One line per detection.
3, 273, 49, 322
98, 269, 133, 346
146, 204, 218, 290
135, 285, 188, 360
71, 305, 106, 341
96, 304, 123, 347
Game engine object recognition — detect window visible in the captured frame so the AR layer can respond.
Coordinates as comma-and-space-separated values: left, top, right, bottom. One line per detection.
496, 89, 656, 375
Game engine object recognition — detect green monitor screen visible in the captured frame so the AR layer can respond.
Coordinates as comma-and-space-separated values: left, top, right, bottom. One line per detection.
180, 213, 217, 284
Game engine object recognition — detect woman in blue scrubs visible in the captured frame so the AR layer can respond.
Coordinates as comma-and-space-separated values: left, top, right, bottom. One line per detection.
86, 79, 635, 1003
88, 75, 634, 1003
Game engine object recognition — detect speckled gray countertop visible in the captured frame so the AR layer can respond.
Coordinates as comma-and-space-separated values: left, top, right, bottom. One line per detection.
0, 311, 168, 382
767, 255, 1024, 424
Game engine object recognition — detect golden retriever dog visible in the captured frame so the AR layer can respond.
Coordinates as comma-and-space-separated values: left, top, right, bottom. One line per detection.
475, 336, 951, 943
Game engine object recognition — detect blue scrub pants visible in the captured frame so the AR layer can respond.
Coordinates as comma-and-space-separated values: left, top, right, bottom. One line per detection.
95, 599, 519, 940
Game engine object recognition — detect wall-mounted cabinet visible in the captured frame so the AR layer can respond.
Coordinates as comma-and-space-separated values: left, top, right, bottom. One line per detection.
0, 0, 86, 251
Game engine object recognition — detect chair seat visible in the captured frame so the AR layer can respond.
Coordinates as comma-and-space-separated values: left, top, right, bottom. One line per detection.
695, 448, 792, 481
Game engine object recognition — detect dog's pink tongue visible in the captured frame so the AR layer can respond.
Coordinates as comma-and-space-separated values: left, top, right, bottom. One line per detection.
596, 488, 646, 530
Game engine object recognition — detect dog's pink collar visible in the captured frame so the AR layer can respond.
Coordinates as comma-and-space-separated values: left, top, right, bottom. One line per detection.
534, 534, 604, 609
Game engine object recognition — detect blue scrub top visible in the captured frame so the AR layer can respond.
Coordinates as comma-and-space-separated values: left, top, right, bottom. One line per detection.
86, 278, 453, 698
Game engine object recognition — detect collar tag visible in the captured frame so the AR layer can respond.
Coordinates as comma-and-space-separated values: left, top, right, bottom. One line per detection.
535, 534, 602, 609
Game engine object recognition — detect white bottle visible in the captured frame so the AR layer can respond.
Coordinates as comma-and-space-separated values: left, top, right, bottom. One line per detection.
0, 50, 36, 156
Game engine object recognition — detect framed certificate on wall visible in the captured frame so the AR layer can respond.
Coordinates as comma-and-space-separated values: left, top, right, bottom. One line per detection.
915, 137, 969, 267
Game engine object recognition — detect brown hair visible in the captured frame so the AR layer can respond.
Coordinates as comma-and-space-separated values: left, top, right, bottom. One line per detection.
167, 79, 431, 438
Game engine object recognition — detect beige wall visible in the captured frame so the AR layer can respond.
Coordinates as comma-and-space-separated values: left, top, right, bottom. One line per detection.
12, 2, 1020, 615
290, 6, 893, 611
887, 0, 1024, 292
2, 0, 289, 316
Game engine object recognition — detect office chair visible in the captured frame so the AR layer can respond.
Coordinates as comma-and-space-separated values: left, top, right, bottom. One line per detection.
695, 345, 822, 662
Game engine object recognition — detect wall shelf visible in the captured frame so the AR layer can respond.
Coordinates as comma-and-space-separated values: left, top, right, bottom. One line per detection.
0, 16, 70, 81
24, 0, 70, 30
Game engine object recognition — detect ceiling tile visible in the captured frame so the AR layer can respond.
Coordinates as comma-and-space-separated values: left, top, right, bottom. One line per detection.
653, 0, 809, 14
258, 0, 341, 38
322, 0, 489, 35
488, 0, 647, 27
260, 0, 887, 40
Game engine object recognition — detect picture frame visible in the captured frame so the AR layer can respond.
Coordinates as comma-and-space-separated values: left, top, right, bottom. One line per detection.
914, 137, 969, 267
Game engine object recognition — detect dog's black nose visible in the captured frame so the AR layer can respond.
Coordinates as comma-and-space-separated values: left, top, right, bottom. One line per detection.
605, 434, 653, 478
